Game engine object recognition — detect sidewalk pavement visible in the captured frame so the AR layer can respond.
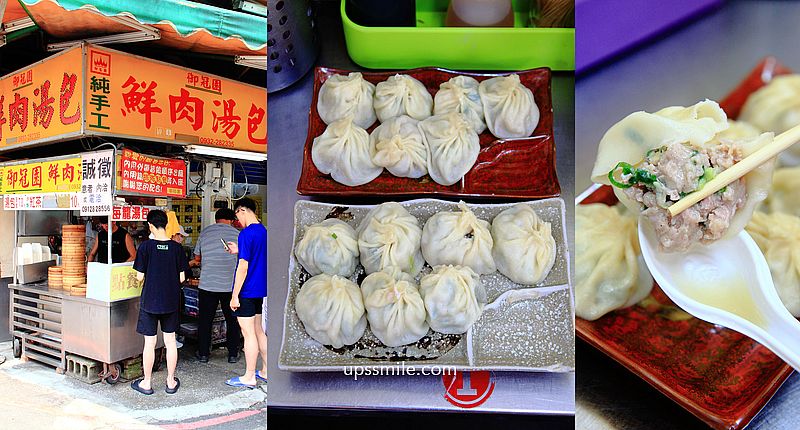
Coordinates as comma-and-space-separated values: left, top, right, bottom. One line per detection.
0, 341, 266, 430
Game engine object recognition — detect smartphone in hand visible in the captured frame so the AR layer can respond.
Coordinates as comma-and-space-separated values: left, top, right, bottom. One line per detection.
220, 238, 230, 251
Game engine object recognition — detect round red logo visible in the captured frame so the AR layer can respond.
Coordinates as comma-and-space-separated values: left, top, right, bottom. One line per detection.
442, 371, 495, 408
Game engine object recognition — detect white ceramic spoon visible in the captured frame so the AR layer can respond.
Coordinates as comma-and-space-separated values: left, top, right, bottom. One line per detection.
638, 221, 800, 371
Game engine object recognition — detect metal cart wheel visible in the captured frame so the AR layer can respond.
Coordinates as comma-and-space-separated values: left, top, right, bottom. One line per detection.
153, 348, 165, 371
105, 363, 122, 385
12, 338, 22, 358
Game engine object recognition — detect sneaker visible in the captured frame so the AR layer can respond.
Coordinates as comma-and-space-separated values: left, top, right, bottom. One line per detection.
195, 352, 209, 363
228, 354, 239, 364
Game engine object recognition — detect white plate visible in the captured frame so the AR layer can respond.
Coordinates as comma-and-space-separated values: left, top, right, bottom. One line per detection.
278, 198, 575, 372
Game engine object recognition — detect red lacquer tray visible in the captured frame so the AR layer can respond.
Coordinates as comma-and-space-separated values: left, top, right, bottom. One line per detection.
296, 67, 560, 199
577, 57, 795, 430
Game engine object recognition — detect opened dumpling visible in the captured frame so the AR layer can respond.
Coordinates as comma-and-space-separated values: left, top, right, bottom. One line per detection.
421, 202, 495, 275
434, 76, 486, 134
762, 167, 800, 216
361, 267, 429, 347
419, 112, 480, 186
295, 274, 367, 348
357, 202, 425, 276
491, 204, 556, 285
420, 265, 486, 334
739, 75, 800, 165
478, 74, 539, 139
746, 211, 800, 317
312, 116, 383, 186
576, 204, 653, 321
317, 72, 377, 129
374, 74, 433, 123
591, 100, 776, 253
295, 219, 359, 277
370, 115, 428, 178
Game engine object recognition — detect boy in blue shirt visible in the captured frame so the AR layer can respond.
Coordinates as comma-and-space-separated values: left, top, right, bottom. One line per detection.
225, 197, 267, 388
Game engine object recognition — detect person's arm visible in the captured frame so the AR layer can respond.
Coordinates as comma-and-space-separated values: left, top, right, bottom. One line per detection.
189, 234, 202, 267
178, 247, 190, 284
125, 233, 136, 262
226, 242, 239, 254
87, 237, 99, 262
132, 243, 147, 282
230, 259, 248, 311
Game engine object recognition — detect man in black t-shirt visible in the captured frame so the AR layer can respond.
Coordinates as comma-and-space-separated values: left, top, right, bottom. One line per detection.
130, 210, 189, 396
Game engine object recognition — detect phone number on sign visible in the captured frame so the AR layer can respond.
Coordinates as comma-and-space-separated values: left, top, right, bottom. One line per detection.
198, 137, 235, 148
82, 205, 111, 213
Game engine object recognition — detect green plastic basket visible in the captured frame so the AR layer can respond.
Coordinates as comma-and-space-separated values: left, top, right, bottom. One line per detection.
340, 0, 575, 71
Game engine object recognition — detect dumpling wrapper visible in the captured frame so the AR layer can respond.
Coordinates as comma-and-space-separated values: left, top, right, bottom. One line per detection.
295, 274, 367, 348
357, 202, 425, 276
762, 167, 800, 217
370, 115, 428, 179
576, 203, 653, 321
295, 218, 359, 277
312, 116, 383, 187
420, 265, 486, 334
434, 75, 486, 134
478, 74, 539, 139
746, 211, 800, 317
317, 72, 377, 129
491, 203, 556, 285
590, 100, 776, 242
419, 112, 480, 186
421, 201, 495, 275
739, 75, 800, 165
374, 74, 433, 123
361, 267, 429, 347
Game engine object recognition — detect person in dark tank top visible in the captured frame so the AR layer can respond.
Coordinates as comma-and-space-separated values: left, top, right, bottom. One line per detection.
88, 220, 137, 264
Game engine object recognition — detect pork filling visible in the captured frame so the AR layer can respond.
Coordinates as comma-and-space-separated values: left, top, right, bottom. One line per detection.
608, 141, 745, 252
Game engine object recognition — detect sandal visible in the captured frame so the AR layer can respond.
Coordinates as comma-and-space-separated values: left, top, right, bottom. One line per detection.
165, 377, 180, 394
225, 376, 256, 389
131, 379, 154, 395
255, 370, 267, 382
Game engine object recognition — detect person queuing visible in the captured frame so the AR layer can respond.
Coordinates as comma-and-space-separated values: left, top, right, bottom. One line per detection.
130, 210, 190, 396
188, 208, 242, 363
87, 219, 136, 263
224, 198, 267, 388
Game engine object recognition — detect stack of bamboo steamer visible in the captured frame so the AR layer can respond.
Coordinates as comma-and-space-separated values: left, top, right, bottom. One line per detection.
48, 266, 63, 290
61, 225, 86, 295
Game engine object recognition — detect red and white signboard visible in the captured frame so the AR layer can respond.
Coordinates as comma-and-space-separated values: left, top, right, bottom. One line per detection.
3, 192, 79, 210
112, 205, 154, 222
117, 149, 187, 198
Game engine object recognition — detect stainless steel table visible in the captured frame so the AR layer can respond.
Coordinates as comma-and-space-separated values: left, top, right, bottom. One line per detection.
575, 1, 800, 428
268, 0, 575, 415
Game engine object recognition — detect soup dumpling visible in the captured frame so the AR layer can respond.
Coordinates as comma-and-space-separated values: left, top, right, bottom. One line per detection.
295, 274, 367, 348
478, 74, 539, 139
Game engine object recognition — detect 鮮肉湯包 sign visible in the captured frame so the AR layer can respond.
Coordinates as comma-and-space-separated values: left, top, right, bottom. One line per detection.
0, 44, 266, 153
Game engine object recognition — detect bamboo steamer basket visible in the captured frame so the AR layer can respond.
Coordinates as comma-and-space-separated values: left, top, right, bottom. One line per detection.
63, 277, 86, 288
69, 283, 87, 296
48, 266, 63, 289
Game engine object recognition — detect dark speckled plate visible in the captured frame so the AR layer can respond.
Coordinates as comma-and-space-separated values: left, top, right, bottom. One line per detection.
296, 66, 560, 200
576, 57, 795, 430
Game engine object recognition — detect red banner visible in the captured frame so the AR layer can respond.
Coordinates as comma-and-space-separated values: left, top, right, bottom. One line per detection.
117, 149, 187, 198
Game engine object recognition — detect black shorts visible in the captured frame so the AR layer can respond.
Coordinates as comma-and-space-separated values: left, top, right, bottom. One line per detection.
137, 309, 180, 336
233, 297, 264, 318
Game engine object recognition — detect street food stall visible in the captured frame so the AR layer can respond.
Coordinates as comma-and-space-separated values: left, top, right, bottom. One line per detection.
2, 41, 266, 382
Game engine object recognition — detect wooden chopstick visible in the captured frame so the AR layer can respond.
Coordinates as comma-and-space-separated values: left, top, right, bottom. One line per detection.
668, 124, 800, 217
